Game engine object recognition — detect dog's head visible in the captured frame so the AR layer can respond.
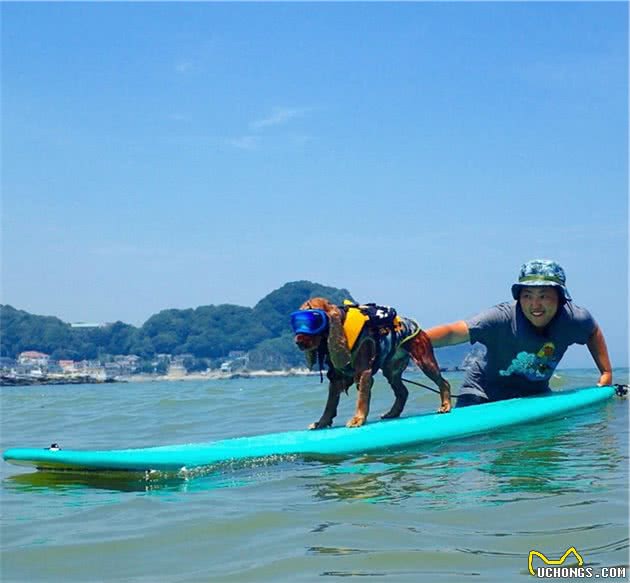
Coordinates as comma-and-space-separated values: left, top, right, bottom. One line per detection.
291, 297, 345, 369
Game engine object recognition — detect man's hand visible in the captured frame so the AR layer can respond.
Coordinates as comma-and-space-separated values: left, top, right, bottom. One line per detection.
587, 326, 613, 387
597, 371, 613, 386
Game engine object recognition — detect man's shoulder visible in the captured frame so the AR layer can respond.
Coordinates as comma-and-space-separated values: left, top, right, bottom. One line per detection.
554, 302, 597, 343
482, 301, 515, 320
468, 301, 515, 328
560, 302, 593, 322
494, 301, 515, 316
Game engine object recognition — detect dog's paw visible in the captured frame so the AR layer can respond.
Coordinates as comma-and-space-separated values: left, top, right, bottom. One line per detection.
309, 420, 331, 430
346, 415, 366, 428
437, 401, 452, 414
380, 409, 402, 420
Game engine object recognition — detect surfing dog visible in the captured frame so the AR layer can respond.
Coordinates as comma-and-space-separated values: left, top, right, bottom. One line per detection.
291, 297, 451, 429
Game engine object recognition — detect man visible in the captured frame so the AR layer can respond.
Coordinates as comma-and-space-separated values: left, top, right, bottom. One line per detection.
426, 259, 612, 407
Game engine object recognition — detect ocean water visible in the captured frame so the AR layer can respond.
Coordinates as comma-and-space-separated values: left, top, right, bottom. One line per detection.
1, 369, 628, 583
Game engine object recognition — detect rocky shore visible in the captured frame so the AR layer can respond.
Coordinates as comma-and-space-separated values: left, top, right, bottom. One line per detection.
119, 368, 320, 383
0, 373, 121, 387
0, 368, 319, 387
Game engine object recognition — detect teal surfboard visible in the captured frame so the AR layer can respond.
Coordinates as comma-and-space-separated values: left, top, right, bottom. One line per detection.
3, 386, 615, 473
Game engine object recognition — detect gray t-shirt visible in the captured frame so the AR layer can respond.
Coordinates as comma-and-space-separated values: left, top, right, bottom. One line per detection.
461, 301, 596, 401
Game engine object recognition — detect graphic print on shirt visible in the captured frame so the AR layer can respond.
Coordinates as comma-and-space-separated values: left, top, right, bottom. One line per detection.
499, 342, 559, 381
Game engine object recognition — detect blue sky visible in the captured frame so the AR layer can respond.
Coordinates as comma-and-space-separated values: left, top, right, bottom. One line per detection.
2, 2, 627, 368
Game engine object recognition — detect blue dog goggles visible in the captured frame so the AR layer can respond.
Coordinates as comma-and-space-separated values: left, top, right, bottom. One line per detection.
290, 309, 329, 335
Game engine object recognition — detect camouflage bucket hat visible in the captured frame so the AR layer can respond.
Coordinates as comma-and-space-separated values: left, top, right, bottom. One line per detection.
511, 259, 572, 302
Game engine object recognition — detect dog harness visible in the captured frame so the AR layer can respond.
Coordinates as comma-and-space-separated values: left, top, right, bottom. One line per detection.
334, 301, 422, 377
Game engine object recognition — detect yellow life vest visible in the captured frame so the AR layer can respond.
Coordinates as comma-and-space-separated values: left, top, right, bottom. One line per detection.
343, 305, 370, 351
341, 300, 404, 350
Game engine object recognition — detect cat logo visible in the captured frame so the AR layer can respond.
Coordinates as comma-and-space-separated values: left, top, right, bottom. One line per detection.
528, 547, 584, 576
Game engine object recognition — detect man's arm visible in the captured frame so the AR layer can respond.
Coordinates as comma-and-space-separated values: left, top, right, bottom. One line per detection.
586, 325, 613, 386
425, 320, 470, 348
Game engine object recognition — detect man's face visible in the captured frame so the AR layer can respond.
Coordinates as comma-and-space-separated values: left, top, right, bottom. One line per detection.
519, 286, 560, 330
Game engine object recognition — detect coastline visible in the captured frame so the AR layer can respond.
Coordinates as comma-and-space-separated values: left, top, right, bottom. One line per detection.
0, 368, 320, 386
119, 368, 320, 383
3, 367, 617, 388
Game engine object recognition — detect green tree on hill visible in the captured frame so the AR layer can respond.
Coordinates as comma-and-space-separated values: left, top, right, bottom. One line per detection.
0, 305, 73, 357
0, 281, 356, 366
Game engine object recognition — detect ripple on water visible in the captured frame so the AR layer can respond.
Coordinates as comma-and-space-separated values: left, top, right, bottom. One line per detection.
1, 373, 627, 583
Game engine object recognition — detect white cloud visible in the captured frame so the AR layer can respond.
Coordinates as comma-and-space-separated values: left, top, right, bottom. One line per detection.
289, 133, 314, 147
174, 60, 196, 74
250, 107, 310, 130
168, 113, 192, 122
225, 107, 313, 151
226, 135, 260, 150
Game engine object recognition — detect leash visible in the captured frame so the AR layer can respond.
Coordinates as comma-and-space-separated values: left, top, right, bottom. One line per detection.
402, 376, 460, 399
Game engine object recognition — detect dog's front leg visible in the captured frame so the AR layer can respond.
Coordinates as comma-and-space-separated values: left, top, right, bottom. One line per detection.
346, 342, 376, 428
309, 380, 345, 429
346, 370, 373, 428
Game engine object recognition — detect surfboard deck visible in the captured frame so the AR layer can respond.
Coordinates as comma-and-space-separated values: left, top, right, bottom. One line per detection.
3, 386, 615, 473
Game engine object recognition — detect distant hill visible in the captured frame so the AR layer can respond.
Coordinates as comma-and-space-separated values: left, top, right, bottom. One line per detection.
252, 281, 353, 337
0, 283, 473, 371
0, 282, 355, 368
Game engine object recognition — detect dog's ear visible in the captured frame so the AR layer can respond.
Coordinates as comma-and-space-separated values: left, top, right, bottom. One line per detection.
297, 297, 330, 370
297, 297, 350, 370
304, 349, 317, 370
326, 306, 352, 371
299, 297, 331, 311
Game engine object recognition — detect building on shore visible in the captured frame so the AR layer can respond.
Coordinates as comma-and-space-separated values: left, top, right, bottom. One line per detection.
18, 351, 50, 367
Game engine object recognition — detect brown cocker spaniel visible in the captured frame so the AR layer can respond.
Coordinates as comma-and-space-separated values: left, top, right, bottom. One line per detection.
294, 297, 451, 429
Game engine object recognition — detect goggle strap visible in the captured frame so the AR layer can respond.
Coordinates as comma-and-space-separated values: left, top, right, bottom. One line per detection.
317, 343, 326, 383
